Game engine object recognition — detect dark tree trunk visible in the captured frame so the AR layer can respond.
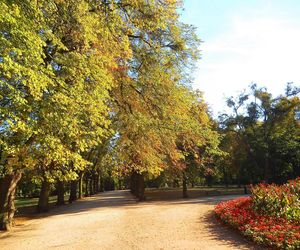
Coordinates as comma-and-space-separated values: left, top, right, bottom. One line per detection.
182, 171, 188, 198
237, 169, 241, 188
89, 177, 94, 195
97, 170, 101, 192
137, 173, 145, 201
99, 172, 104, 192
264, 152, 270, 183
223, 167, 229, 188
130, 172, 138, 196
118, 179, 122, 190
94, 173, 99, 193
0, 172, 22, 230
0, 176, 12, 230
85, 176, 89, 196
130, 172, 145, 200
78, 172, 83, 199
56, 181, 65, 206
37, 179, 51, 213
69, 180, 77, 203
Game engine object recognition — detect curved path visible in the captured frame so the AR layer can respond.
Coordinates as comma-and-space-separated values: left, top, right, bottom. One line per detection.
0, 190, 262, 250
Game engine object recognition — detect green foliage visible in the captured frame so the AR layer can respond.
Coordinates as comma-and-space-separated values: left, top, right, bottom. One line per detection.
251, 178, 300, 222
0, 0, 223, 226
217, 83, 300, 185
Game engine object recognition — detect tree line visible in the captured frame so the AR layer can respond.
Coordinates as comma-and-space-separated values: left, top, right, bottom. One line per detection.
144, 83, 299, 191
0, 0, 220, 230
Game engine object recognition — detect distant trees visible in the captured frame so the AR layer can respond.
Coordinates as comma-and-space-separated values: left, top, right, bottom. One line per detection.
217, 83, 300, 185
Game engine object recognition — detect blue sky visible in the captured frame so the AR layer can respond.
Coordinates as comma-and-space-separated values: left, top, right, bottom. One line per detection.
180, 0, 300, 115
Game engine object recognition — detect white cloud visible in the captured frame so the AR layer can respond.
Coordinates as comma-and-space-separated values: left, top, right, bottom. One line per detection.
193, 14, 300, 115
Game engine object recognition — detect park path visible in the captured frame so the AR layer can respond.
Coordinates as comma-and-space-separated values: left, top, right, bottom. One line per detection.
0, 190, 261, 250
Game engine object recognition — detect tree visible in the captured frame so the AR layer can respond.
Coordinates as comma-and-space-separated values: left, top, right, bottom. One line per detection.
0, 0, 128, 227
218, 83, 300, 185
172, 91, 222, 197
0, 0, 51, 229
109, 0, 201, 200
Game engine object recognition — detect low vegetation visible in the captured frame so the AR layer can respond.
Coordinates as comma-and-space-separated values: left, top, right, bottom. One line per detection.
251, 178, 300, 222
215, 179, 300, 249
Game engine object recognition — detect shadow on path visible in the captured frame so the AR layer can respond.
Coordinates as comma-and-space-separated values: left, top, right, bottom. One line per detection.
200, 211, 263, 250
14, 190, 247, 220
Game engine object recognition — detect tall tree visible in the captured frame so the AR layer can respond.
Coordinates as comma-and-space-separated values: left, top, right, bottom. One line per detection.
0, 0, 129, 227
218, 83, 300, 184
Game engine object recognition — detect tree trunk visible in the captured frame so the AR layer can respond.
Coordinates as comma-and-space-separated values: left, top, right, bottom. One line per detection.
85, 177, 89, 196
89, 177, 94, 195
237, 169, 241, 188
264, 152, 270, 183
56, 181, 65, 206
182, 171, 188, 198
94, 173, 99, 193
137, 173, 145, 201
99, 172, 104, 192
37, 179, 51, 213
130, 172, 138, 196
98, 172, 101, 192
69, 180, 77, 203
0, 176, 12, 230
130, 172, 145, 200
78, 172, 83, 199
118, 179, 122, 190
223, 167, 229, 188
0, 172, 22, 230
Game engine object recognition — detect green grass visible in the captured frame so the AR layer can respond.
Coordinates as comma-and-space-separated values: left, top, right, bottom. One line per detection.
15, 195, 70, 208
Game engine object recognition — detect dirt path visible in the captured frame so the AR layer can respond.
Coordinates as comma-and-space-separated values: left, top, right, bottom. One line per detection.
0, 190, 262, 250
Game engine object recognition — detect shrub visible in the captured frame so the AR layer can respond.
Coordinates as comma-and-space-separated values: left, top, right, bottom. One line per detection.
251, 178, 300, 222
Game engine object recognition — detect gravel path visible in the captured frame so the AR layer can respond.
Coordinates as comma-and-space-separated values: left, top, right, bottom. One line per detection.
0, 190, 262, 250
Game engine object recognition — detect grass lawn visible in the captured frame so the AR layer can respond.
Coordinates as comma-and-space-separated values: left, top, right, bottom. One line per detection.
15, 195, 70, 208
15, 195, 70, 217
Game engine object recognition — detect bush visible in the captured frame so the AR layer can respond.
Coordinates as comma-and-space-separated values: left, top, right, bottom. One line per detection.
251, 178, 300, 222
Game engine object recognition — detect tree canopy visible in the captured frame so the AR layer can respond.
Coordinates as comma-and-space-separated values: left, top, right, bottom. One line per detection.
0, 0, 220, 230
217, 83, 300, 186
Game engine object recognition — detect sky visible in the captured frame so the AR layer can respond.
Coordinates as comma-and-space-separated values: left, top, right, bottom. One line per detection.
180, 0, 300, 116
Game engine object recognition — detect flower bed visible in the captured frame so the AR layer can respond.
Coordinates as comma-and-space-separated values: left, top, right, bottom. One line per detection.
215, 197, 300, 249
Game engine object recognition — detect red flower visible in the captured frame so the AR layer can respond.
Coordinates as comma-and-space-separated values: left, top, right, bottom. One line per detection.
215, 196, 300, 249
